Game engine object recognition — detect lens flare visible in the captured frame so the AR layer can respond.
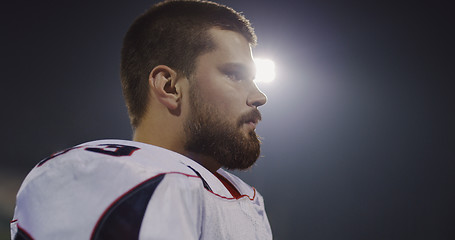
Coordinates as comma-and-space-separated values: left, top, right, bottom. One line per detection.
254, 58, 275, 83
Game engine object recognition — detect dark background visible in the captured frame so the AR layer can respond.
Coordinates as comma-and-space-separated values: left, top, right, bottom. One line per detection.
1, 0, 454, 239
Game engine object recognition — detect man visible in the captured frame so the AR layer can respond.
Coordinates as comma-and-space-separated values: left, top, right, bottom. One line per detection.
11, 0, 272, 239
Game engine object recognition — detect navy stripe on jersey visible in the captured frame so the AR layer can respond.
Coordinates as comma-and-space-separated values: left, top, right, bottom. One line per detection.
91, 174, 165, 240
187, 165, 212, 191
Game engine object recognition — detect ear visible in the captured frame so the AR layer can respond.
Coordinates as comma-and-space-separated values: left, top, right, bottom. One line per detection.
149, 65, 181, 110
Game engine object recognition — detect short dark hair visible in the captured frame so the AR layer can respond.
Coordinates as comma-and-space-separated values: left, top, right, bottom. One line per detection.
121, 0, 256, 128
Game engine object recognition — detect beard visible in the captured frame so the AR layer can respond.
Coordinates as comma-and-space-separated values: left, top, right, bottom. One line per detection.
183, 82, 262, 170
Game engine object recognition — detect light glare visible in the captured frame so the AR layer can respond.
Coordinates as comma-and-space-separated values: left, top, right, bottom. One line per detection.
254, 58, 275, 83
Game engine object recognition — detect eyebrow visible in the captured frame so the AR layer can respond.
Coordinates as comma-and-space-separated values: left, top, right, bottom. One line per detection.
218, 62, 256, 80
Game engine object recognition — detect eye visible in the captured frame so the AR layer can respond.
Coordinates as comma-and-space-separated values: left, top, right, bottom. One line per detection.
218, 64, 254, 82
225, 71, 242, 81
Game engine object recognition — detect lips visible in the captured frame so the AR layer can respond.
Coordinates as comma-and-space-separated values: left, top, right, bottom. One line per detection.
238, 109, 262, 128
246, 119, 258, 127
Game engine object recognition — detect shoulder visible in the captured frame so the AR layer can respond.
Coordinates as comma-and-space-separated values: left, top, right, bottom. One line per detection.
30, 139, 195, 178
19, 140, 200, 198
16, 139, 201, 214
17, 138, 201, 194
12, 140, 205, 239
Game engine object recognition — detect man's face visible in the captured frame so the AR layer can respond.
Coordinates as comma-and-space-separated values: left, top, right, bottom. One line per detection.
184, 28, 267, 170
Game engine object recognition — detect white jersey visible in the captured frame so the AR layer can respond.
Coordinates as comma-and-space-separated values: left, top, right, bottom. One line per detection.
11, 140, 272, 240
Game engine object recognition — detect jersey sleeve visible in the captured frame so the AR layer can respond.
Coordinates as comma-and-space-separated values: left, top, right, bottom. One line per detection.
138, 173, 204, 239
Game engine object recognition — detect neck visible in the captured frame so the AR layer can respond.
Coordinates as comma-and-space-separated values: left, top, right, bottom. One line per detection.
182, 152, 222, 173
134, 121, 221, 174
133, 117, 185, 156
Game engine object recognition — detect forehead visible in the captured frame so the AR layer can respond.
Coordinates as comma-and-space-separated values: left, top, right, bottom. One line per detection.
195, 28, 255, 71
209, 28, 253, 58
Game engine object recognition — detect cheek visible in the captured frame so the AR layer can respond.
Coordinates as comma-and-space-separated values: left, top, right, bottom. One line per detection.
214, 91, 244, 115
195, 74, 246, 115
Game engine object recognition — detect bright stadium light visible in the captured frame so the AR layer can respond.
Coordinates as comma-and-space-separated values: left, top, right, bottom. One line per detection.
254, 58, 275, 83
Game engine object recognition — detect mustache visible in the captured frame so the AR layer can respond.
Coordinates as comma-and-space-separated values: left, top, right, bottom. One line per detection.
237, 109, 262, 127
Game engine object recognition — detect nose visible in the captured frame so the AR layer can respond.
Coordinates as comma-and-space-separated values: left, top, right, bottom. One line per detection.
247, 83, 267, 108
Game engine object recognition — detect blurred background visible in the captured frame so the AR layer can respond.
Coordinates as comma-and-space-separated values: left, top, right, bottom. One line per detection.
1, 0, 453, 239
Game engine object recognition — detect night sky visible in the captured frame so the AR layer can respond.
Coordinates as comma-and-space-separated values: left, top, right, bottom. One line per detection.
1, 0, 454, 239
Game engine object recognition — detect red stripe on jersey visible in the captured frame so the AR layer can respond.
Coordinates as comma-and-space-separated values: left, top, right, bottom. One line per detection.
214, 172, 242, 199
